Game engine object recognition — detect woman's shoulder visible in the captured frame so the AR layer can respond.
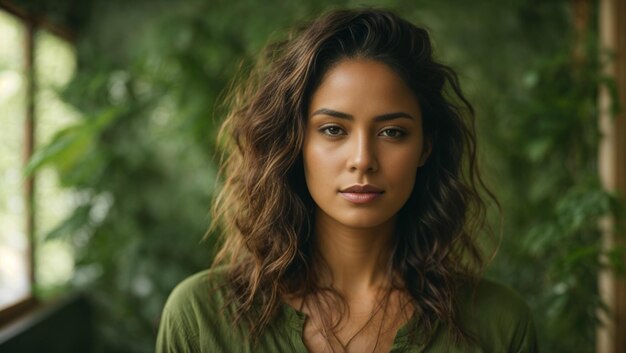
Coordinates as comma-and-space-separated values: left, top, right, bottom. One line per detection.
157, 266, 236, 353
160, 265, 233, 321
459, 277, 531, 315
452, 277, 538, 352
165, 266, 230, 306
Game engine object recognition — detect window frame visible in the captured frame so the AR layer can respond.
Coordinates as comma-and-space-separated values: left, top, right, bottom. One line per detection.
0, 0, 75, 326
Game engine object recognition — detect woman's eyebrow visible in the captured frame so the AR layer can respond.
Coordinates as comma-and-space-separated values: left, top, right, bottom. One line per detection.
310, 108, 415, 121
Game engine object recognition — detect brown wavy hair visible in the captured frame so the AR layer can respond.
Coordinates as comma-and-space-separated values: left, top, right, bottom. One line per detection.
210, 7, 497, 343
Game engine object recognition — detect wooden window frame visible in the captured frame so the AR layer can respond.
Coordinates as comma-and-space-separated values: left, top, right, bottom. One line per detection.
0, 0, 75, 327
598, 0, 626, 352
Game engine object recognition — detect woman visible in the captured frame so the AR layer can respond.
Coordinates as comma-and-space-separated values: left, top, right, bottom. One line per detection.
157, 8, 537, 353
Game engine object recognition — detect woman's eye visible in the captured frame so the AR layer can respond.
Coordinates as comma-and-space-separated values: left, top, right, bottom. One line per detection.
320, 126, 345, 136
380, 128, 406, 138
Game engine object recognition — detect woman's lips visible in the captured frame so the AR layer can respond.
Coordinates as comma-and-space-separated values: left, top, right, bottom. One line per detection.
340, 184, 383, 193
339, 192, 383, 204
339, 184, 384, 204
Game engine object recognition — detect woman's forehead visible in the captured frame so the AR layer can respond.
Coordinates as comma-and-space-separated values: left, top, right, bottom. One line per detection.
307, 59, 421, 120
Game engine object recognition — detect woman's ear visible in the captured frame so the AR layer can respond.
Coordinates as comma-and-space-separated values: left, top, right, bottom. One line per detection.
419, 139, 432, 167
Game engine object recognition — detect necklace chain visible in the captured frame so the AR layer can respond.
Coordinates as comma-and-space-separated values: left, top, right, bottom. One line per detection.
303, 287, 394, 353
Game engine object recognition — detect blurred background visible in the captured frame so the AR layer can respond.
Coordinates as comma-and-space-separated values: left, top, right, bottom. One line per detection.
0, 0, 625, 352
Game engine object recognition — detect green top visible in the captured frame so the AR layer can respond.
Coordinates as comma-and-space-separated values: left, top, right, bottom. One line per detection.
156, 267, 538, 353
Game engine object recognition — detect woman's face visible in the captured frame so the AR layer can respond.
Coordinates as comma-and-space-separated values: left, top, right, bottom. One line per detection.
303, 58, 429, 230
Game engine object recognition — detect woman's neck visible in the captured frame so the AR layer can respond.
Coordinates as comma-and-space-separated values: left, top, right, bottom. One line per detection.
312, 208, 397, 297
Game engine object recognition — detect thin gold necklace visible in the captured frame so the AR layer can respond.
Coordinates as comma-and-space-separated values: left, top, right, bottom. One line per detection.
340, 288, 391, 350
303, 287, 393, 353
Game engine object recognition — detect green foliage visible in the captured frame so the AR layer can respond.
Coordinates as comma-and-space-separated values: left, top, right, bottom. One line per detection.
477, 2, 623, 352
23, 0, 623, 352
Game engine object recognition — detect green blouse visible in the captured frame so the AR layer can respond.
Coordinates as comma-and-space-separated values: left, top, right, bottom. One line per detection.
156, 267, 538, 352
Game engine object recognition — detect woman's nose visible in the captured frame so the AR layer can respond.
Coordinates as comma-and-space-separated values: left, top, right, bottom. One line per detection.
346, 132, 378, 173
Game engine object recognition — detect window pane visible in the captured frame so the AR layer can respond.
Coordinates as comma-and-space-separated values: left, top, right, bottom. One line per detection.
34, 30, 80, 297
0, 9, 29, 311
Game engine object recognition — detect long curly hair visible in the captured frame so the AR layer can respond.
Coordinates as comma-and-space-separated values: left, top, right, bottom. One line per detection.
210, 7, 497, 343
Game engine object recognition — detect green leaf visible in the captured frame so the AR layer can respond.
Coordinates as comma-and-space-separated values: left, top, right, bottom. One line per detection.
24, 125, 92, 176
24, 108, 119, 176
44, 205, 92, 241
